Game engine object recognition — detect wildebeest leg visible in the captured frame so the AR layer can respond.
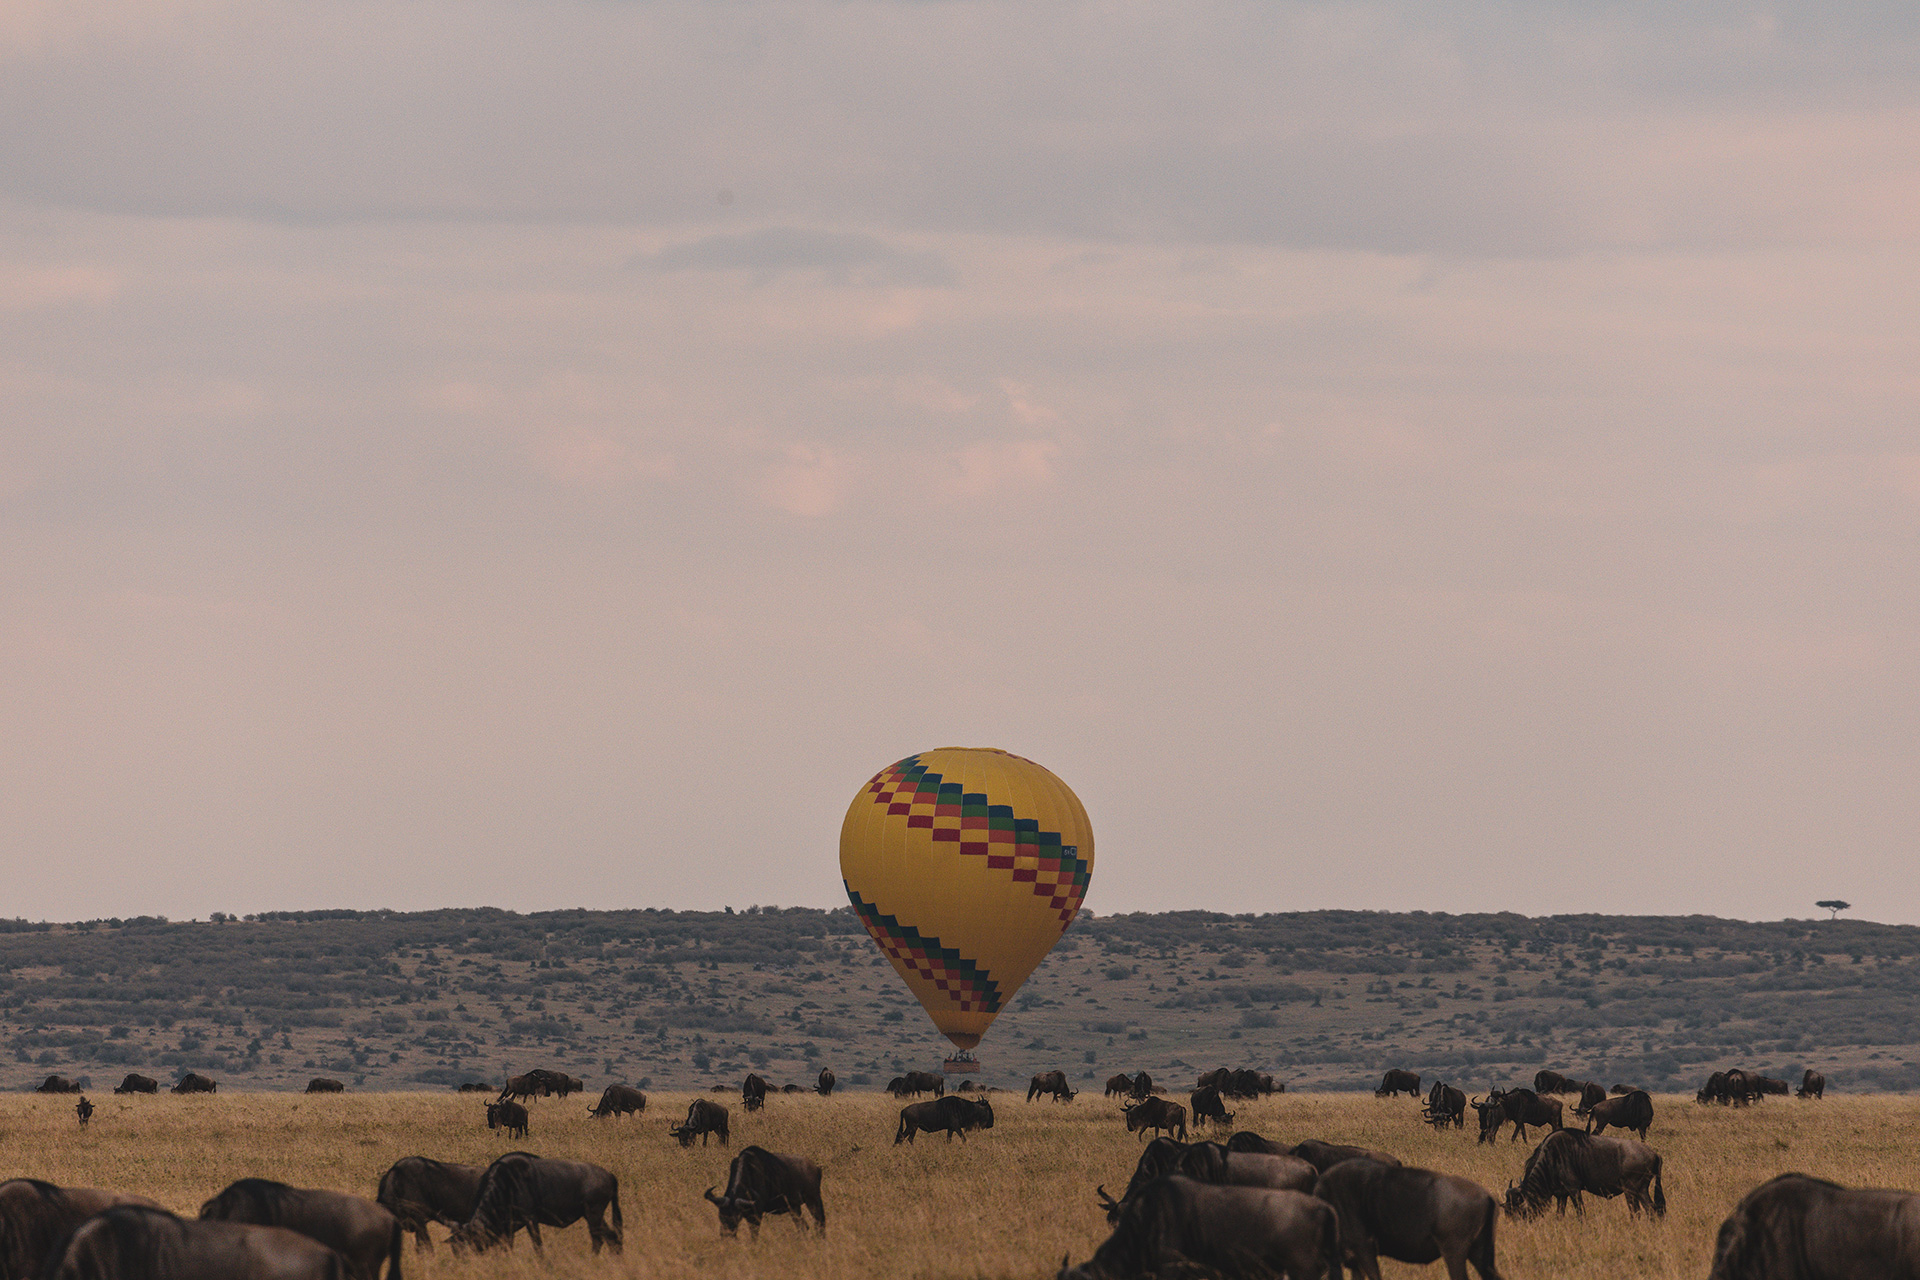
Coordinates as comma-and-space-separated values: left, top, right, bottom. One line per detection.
526, 1223, 544, 1253
1349, 1240, 1385, 1280
806, 1195, 826, 1233
409, 1221, 434, 1253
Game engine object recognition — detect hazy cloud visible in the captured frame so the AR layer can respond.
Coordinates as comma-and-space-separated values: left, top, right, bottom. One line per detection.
647, 227, 953, 287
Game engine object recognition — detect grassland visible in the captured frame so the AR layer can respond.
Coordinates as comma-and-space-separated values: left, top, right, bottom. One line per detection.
6, 1086, 1916, 1279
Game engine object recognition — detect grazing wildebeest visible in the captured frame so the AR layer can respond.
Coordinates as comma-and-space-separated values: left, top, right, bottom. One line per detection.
1475, 1089, 1561, 1144
199, 1179, 401, 1280
172, 1072, 217, 1094
113, 1073, 159, 1095
305, 1078, 344, 1094
1062, 1177, 1341, 1280
1314, 1158, 1505, 1280
1128, 1071, 1154, 1099
1121, 1096, 1187, 1142
484, 1101, 529, 1140
1698, 1071, 1733, 1105
586, 1085, 646, 1119
1754, 1075, 1791, 1098
44, 1206, 348, 1280
1224, 1133, 1401, 1171
1222, 1069, 1281, 1099
1797, 1070, 1826, 1100
550, 1074, 584, 1098
1105, 1073, 1137, 1098
1502, 1129, 1665, 1219
1097, 1140, 1318, 1224
816, 1068, 835, 1097
0, 1178, 163, 1280
375, 1158, 485, 1254
1708, 1172, 1920, 1280
1376, 1069, 1421, 1098
742, 1073, 769, 1113
1584, 1090, 1654, 1141
1189, 1086, 1234, 1128
1574, 1081, 1607, 1116
456, 1083, 492, 1094
75, 1097, 94, 1126
1424, 1083, 1467, 1130
1196, 1067, 1231, 1090
447, 1153, 621, 1256
782, 1083, 803, 1094
1028, 1070, 1075, 1103
1722, 1068, 1759, 1106
1533, 1070, 1574, 1096
703, 1146, 826, 1236
35, 1075, 82, 1094
670, 1098, 731, 1147
1610, 1083, 1638, 1096
895, 1095, 993, 1144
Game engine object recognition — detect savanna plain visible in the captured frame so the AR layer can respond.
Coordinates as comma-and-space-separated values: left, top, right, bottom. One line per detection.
7, 1088, 1915, 1280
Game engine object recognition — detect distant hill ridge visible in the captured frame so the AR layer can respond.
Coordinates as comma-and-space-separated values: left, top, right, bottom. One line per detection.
3, 907, 1915, 1093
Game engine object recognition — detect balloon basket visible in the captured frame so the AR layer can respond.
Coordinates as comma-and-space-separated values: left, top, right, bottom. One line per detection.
941, 1051, 981, 1074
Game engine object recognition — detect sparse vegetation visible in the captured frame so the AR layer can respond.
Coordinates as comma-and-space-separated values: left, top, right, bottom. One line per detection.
3, 908, 1918, 1093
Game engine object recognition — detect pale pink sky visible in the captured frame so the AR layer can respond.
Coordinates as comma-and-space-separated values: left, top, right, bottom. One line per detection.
3, 0, 1917, 924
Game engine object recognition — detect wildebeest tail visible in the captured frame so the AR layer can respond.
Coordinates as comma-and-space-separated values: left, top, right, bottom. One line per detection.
385, 1217, 403, 1280
1471, 1194, 1502, 1280
1651, 1155, 1666, 1217
893, 1113, 909, 1144
609, 1177, 624, 1240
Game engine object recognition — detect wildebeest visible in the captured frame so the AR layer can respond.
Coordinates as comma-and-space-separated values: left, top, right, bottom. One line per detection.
1502, 1129, 1665, 1218
1423, 1083, 1466, 1130
1223, 1069, 1282, 1099
305, 1078, 345, 1094
447, 1153, 622, 1256
1753, 1075, 1791, 1098
199, 1179, 401, 1280
497, 1073, 547, 1104
0, 1178, 164, 1280
1096, 1139, 1318, 1224
816, 1068, 835, 1097
703, 1147, 826, 1236
456, 1083, 493, 1094
895, 1095, 994, 1144
1610, 1083, 1638, 1096
1574, 1081, 1607, 1116
1584, 1090, 1654, 1141
548, 1073, 584, 1098
1722, 1068, 1759, 1106
1189, 1086, 1234, 1128
1698, 1071, 1734, 1105
75, 1097, 94, 1126
1375, 1069, 1421, 1098
35, 1075, 82, 1094
742, 1073, 769, 1112
1063, 1176, 1341, 1280
113, 1073, 159, 1095
890, 1070, 945, 1098
1472, 1089, 1562, 1144
1797, 1070, 1826, 1100
44, 1205, 348, 1280
781, 1083, 803, 1094
375, 1157, 485, 1253
1121, 1096, 1187, 1142
1221, 1133, 1401, 1171
1314, 1158, 1505, 1280
1532, 1070, 1573, 1096
484, 1101, 529, 1139
172, 1072, 217, 1094
1105, 1073, 1137, 1098
670, 1098, 731, 1147
1129, 1071, 1154, 1099
1708, 1172, 1920, 1280
1028, 1070, 1075, 1103
586, 1085, 646, 1119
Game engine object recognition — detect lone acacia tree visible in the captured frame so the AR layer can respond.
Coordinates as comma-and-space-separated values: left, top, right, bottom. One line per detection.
1816, 900, 1852, 921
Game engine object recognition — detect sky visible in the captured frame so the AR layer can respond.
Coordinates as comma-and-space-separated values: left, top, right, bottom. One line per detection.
3, 0, 1917, 926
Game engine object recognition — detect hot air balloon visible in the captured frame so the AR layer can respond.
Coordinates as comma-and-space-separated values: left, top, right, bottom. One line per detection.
840, 747, 1094, 1053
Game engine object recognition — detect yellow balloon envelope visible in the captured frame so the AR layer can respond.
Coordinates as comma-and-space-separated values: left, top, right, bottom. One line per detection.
840, 747, 1094, 1050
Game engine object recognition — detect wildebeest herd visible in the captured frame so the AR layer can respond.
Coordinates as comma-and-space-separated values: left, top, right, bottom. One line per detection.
13, 1054, 1909, 1280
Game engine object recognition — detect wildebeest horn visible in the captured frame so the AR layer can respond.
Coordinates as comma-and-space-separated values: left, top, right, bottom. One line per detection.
704, 1186, 723, 1204
1095, 1185, 1118, 1209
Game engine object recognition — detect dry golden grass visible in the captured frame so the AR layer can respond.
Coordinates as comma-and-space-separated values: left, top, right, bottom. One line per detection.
3, 1089, 1915, 1279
